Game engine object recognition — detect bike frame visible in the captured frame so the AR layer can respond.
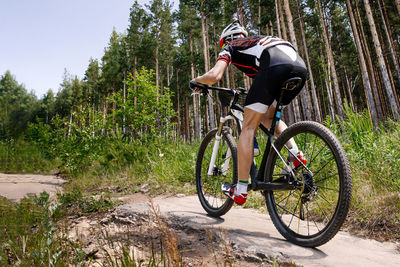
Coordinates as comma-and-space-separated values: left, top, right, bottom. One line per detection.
199, 85, 309, 192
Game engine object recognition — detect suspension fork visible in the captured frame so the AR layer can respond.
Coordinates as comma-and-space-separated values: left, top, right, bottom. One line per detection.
207, 115, 237, 176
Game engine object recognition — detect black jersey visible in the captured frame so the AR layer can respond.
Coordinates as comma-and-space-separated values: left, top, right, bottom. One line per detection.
217, 35, 295, 78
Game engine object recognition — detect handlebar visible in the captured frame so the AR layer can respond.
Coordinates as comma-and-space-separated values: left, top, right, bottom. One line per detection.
189, 80, 247, 96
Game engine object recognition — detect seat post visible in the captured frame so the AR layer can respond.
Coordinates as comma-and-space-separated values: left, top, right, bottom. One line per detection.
269, 90, 285, 136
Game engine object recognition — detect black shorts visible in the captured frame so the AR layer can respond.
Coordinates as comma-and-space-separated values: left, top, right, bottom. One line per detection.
244, 45, 308, 113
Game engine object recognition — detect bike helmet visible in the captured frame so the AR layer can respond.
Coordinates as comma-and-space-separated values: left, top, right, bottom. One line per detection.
219, 20, 248, 48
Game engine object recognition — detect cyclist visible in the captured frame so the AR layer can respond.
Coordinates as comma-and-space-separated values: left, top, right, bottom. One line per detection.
190, 21, 307, 205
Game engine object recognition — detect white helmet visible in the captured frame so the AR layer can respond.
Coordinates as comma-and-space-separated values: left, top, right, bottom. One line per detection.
219, 20, 248, 48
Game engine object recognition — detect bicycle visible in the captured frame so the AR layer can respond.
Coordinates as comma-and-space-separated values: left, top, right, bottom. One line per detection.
191, 78, 352, 247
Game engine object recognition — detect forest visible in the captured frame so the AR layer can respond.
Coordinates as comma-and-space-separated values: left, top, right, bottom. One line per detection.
1, 0, 400, 141
1, 0, 400, 265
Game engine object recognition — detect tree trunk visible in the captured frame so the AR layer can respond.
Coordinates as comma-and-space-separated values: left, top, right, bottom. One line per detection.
133, 56, 137, 106
258, 0, 261, 34
201, 11, 216, 131
278, 0, 298, 122
346, 0, 378, 126
185, 92, 190, 142
123, 72, 126, 135
378, 0, 400, 86
201, 11, 209, 72
363, 0, 399, 119
190, 35, 201, 139
344, 68, 355, 112
269, 21, 274, 37
176, 69, 181, 139
275, 0, 282, 38
277, 0, 288, 40
102, 98, 108, 135
396, 0, 400, 16
283, 0, 311, 121
354, 1, 383, 119
377, 18, 399, 111
321, 48, 335, 119
155, 45, 159, 88
316, 0, 343, 117
295, 0, 321, 122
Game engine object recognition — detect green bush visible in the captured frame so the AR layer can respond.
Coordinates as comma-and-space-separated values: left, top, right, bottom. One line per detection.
0, 193, 85, 266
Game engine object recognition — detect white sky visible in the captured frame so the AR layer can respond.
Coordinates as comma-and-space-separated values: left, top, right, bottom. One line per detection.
0, 0, 178, 98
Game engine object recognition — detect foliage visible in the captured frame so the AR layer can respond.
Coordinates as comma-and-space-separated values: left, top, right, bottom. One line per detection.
334, 104, 400, 189
111, 68, 176, 140
58, 189, 115, 215
0, 71, 37, 138
0, 193, 85, 266
0, 138, 58, 174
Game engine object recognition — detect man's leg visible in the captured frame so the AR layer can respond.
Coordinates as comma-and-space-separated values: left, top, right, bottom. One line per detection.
238, 107, 266, 182
222, 107, 265, 205
260, 105, 296, 148
261, 105, 305, 171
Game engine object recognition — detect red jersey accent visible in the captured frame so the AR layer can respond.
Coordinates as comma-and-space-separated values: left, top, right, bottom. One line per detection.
216, 35, 294, 78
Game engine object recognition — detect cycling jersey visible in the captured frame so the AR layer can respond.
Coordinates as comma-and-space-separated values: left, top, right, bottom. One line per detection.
217, 35, 295, 77
218, 35, 307, 113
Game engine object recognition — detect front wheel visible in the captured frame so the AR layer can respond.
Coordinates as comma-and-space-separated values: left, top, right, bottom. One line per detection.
196, 128, 238, 217
264, 121, 352, 247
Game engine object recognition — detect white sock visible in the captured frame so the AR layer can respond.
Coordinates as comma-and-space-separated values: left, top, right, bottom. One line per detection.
288, 140, 298, 153
236, 181, 248, 196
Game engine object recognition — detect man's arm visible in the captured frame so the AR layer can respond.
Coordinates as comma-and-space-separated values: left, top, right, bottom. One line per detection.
195, 60, 228, 85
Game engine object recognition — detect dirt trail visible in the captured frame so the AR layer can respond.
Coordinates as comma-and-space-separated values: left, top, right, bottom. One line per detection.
118, 195, 400, 267
1, 173, 399, 266
0, 173, 66, 201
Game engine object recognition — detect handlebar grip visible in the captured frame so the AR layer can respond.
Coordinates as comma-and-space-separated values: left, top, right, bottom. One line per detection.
190, 80, 207, 91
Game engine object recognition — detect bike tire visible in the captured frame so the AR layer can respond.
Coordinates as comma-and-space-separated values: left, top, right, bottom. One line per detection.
264, 121, 352, 247
196, 128, 238, 217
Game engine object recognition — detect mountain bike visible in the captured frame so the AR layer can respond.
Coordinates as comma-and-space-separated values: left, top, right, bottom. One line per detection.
191, 78, 352, 247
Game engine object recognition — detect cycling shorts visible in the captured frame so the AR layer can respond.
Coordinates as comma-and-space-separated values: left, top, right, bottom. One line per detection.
244, 45, 307, 113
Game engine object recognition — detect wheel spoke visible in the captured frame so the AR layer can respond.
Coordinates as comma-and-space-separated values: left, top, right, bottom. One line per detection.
308, 135, 318, 164
312, 157, 335, 177
276, 190, 295, 206
288, 197, 301, 228
314, 197, 330, 223
276, 203, 300, 219
308, 144, 329, 168
315, 172, 338, 185
305, 202, 320, 232
317, 185, 339, 192
317, 191, 336, 208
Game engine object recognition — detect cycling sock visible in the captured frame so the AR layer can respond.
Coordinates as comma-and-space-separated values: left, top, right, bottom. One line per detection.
288, 141, 298, 152
236, 180, 248, 196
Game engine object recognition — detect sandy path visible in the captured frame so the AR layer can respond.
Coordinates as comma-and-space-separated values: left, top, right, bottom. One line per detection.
117, 195, 400, 267
0, 173, 66, 201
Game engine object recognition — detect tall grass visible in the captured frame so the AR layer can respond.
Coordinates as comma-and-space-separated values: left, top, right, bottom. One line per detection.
0, 139, 59, 174
0, 193, 86, 266
330, 104, 400, 190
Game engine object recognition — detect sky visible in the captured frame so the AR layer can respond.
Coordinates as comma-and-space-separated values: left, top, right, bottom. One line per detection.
0, 0, 178, 98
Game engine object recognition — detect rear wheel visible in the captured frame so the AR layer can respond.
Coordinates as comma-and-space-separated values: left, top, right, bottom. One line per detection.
264, 121, 352, 247
196, 128, 237, 217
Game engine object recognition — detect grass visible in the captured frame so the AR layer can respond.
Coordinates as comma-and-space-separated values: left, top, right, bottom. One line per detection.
0, 193, 86, 266
0, 139, 59, 174
0, 106, 400, 265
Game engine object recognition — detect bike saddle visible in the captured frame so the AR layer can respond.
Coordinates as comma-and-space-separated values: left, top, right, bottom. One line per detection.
281, 77, 303, 91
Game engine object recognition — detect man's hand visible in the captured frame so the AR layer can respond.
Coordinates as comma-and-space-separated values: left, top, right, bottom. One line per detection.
189, 79, 200, 91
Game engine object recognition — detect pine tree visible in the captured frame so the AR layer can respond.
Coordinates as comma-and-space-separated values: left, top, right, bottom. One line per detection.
363, 0, 399, 119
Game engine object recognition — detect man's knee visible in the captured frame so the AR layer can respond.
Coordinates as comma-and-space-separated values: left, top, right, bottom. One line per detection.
241, 124, 258, 136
